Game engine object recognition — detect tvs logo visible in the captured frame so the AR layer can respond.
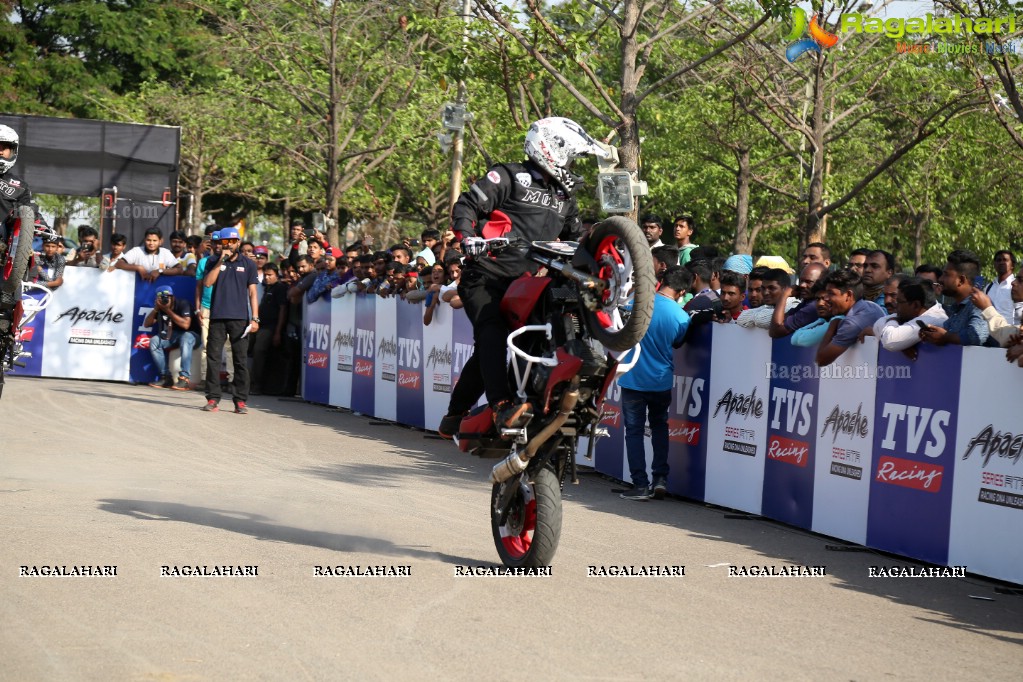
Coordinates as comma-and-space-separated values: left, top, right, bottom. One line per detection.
875, 456, 943, 492
785, 7, 838, 62
769, 388, 813, 436
673, 375, 704, 418
879, 403, 950, 458
133, 334, 151, 349
962, 425, 1023, 468
397, 369, 421, 390
452, 342, 473, 377
354, 359, 374, 377
306, 322, 329, 351
768, 434, 810, 468
307, 352, 328, 369
355, 329, 375, 358
668, 419, 701, 446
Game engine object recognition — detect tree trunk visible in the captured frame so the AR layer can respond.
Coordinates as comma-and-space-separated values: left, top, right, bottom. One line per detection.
324, 1, 342, 247
616, 0, 641, 221
733, 147, 752, 254
913, 209, 927, 269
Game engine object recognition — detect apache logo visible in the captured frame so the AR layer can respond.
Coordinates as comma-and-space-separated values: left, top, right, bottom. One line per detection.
785, 7, 838, 62
426, 344, 452, 370
962, 425, 1023, 468
820, 403, 870, 443
713, 387, 764, 423
333, 330, 355, 351
377, 336, 397, 359
55, 306, 125, 325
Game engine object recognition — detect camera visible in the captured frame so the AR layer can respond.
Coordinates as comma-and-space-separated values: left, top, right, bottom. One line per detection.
157, 292, 171, 304
81, 242, 94, 252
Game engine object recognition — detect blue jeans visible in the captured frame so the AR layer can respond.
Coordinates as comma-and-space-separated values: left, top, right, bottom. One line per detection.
150, 329, 199, 379
621, 387, 672, 489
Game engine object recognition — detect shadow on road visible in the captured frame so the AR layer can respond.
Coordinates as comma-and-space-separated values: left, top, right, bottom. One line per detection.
97, 498, 482, 566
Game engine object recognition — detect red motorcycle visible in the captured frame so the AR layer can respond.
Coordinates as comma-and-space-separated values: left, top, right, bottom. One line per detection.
0, 205, 51, 399
454, 217, 655, 567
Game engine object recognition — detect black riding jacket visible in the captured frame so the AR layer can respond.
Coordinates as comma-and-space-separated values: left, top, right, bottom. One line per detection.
452, 160, 581, 278
0, 170, 32, 233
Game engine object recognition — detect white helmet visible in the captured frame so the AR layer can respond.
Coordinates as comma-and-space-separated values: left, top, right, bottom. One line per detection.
0, 124, 18, 175
523, 117, 610, 194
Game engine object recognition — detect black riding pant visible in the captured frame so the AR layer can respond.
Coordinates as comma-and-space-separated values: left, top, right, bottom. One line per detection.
447, 269, 517, 415
205, 319, 251, 403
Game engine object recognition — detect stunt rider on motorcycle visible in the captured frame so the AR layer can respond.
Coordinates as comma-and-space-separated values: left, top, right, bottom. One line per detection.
0, 124, 33, 334
437, 117, 612, 439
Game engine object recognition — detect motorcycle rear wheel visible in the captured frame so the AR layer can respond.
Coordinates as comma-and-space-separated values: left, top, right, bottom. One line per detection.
491, 465, 562, 568
583, 216, 655, 352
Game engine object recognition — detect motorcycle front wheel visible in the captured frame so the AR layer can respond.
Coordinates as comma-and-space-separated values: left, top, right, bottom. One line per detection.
491, 465, 562, 568
0, 206, 35, 305
582, 216, 655, 352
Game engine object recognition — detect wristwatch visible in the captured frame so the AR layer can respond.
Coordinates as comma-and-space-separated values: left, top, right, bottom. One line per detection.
252, 317, 261, 324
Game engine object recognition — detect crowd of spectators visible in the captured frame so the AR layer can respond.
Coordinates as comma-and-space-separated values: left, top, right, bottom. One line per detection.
639, 222, 1023, 369
35, 214, 1023, 401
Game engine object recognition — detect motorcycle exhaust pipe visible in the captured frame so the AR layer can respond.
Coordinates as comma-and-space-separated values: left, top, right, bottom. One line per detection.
490, 379, 580, 485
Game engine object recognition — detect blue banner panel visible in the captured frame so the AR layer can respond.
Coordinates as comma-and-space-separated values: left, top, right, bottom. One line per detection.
130, 276, 199, 384
303, 298, 332, 405
668, 323, 712, 500
350, 294, 376, 416
867, 344, 960, 565
762, 340, 820, 529
395, 299, 425, 429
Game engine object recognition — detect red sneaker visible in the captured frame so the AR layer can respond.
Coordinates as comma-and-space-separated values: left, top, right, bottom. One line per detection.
201, 400, 219, 412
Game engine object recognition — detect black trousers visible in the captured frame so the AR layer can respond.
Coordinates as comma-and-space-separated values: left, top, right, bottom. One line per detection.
447, 269, 517, 415
205, 319, 251, 403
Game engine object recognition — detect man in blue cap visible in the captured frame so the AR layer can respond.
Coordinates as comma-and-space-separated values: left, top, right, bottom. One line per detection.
201, 226, 260, 413
145, 284, 199, 389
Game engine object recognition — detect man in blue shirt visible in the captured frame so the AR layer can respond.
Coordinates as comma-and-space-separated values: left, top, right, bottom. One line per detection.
201, 227, 260, 414
919, 249, 990, 347
618, 266, 691, 501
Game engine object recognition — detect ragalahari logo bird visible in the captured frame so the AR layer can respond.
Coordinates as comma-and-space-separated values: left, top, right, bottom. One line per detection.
785, 7, 839, 62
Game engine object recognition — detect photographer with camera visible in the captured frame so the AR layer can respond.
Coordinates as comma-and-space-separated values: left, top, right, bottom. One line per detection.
145, 285, 199, 390
69, 227, 102, 268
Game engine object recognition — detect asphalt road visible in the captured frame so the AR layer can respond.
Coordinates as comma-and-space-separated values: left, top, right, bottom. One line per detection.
1, 376, 1020, 681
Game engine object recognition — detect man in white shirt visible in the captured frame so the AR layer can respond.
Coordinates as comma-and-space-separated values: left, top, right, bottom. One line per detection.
737, 268, 798, 329
985, 250, 1022, 325
871, 276, 948, 352
116, 227, 182, 282
971, 266, 1023, 347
